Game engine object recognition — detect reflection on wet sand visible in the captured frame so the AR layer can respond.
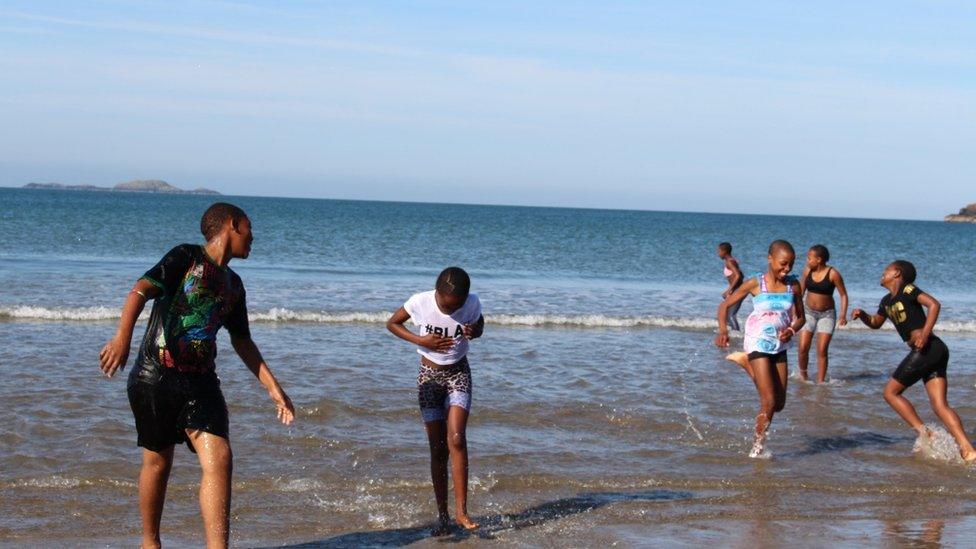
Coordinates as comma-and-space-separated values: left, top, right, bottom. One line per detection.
884, 518, 945, 547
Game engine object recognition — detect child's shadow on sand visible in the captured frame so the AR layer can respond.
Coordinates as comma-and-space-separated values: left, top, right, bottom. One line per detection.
274, 489, 693, 548
779, 431, 910, 459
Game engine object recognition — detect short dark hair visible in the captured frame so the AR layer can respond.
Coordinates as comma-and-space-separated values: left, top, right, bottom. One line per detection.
435, 267, 471, 297
201, 203, 247, 241
768, 239, 795, 256
809, 244, 830, 262
718, 242, 732, 254
891, 260, 917, 284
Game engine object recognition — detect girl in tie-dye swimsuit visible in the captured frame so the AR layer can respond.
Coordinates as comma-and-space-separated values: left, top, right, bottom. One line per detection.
716, 240, 805, 457
744, 270, 797, 362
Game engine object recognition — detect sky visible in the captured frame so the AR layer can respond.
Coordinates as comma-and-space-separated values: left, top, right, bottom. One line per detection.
1, 1, 974, 219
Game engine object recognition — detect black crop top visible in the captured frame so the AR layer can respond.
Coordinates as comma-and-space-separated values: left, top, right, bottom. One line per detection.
877, 283, 928, 342
806, 267, 835, 295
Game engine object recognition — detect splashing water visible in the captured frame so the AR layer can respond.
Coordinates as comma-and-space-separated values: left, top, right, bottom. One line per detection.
912, 425, 964, 464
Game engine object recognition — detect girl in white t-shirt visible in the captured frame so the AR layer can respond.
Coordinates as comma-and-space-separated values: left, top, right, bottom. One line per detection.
387, 267, 484, 535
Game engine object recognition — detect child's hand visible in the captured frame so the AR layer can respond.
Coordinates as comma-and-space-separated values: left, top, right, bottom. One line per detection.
714, 331, 729, 348
851, 309, 864, 322
778, 328, 795, 343
838, 316, 848, 327
911, 331, 930, 351
462, 323, 481, 340
98, 336, 130, 378
272, 390, 295, 425
419, 333, 456, 352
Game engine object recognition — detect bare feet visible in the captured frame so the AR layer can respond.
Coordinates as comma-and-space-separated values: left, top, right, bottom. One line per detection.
961, 449, 976, 463
725, 352, 754, 380
431, 514, 452, 537
798, 368, 809, 382
749, 434, 766, 458
455, 513, 479, 530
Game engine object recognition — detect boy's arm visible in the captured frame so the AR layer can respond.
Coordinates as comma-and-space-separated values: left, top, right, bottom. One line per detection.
99, 278, 160, 378
231, 336, 295, 425
386, 307, 455, 352
851, 307, 885, 329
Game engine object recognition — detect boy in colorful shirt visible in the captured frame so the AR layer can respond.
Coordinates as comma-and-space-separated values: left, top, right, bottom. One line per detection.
99, 202, 294, 549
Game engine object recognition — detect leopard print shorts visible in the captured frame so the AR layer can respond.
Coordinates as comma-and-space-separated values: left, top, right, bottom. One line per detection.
417, 357, 472, 422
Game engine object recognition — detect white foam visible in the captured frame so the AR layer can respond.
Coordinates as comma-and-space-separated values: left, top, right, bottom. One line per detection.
0, 305, 141, 321
5, 475, 135, 489
3, 304, 976, 333
912, 424, 965, 464
274, 477, 328, 492
488, 314, 715, 329
0, 305, 716, 329
249, 308, 389, 324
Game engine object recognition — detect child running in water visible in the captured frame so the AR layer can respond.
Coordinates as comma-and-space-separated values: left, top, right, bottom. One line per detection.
716, 240, 805, 457
717, 242, 744, 331
98, 203, 295, 548
386, 267, 485, 535
852, 260, 976, 462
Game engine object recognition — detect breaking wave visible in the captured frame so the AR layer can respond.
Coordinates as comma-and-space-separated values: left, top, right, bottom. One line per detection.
3, 305, 976, 333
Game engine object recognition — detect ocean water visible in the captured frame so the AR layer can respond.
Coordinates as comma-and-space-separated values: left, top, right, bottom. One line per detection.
1, 187, 976, 547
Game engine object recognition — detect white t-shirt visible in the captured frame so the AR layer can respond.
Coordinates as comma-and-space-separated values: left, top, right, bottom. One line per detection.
403, 290, 482, 365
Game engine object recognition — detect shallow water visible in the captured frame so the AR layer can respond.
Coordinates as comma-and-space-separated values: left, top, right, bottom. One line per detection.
2, 321, 975, 546
2, 188, 976, 546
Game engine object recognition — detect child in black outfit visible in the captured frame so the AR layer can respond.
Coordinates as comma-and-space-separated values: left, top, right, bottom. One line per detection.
852, 260, 976, 462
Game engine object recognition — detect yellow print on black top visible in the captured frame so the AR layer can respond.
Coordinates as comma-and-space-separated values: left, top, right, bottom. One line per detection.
885, 301, 907, 324
887, 284, 916, 325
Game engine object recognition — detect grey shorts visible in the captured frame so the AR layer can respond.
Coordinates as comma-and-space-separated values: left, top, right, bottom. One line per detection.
802, 309, 836, 335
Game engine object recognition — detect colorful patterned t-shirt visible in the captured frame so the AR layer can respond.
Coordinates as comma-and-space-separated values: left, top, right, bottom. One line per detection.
130, 244, 250, 384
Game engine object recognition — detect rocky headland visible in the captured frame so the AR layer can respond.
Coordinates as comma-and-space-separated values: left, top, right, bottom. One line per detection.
23, 179, 220, 195
945, 203, 976, 223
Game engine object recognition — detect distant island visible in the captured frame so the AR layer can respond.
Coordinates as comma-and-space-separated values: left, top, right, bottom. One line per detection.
945, 203, 976, 223
23, 179, 220, 195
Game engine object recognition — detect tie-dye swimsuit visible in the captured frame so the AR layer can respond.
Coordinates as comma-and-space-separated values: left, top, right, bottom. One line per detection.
743, 272, 796, 357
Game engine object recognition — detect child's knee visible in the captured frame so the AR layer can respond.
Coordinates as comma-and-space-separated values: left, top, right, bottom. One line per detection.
429, 442, 449, 462
142, 449, 173, 471
447, 431, 467, 453
883, 383, 902, 401
199, 446, 233, 475
930, 400, 951, 416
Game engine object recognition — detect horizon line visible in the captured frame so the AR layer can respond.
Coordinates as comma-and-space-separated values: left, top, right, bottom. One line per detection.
1, 183, 967, 224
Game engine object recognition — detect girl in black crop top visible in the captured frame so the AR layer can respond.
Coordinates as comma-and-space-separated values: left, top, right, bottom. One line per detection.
797, 245, 848, 383
852, 260, 976, 462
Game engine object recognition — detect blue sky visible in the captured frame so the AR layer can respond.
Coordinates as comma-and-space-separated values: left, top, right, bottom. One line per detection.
1, 1, 974, 219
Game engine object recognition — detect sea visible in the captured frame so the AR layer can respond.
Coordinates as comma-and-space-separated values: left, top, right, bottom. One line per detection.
1, 187, 975, 547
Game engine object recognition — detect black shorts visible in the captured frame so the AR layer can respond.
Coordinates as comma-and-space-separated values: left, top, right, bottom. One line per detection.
747, 350, 787, 363
891, 336, 948, 388
127, 372, 229, 453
